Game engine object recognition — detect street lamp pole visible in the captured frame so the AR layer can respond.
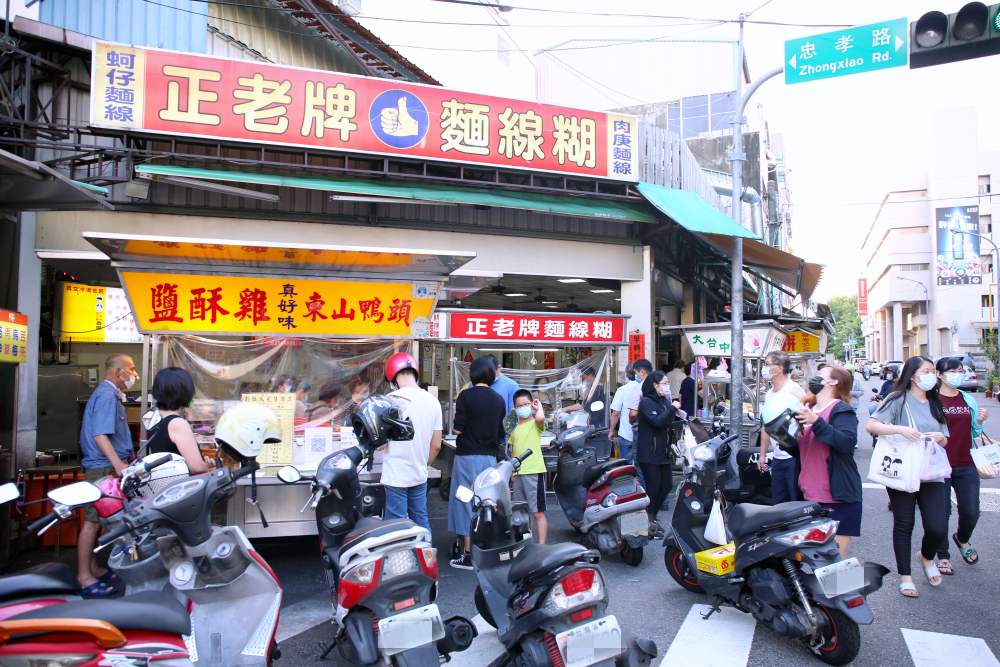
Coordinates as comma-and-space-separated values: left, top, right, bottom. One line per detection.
896, 276, 931, 358
952, 228, 1000, 344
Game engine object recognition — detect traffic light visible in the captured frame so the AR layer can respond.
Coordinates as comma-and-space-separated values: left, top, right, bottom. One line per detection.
910, 1, 1000, 68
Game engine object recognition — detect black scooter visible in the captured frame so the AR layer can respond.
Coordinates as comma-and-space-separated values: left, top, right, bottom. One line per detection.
663, 432, 888, 666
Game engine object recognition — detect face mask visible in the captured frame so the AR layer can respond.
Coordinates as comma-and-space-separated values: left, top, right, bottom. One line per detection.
123, 372, 138, 390
916, 373, 938, 391
761, 366, 773, 381
943, 372, 964, 389
808, 376, 825, 395
515, 405, 533, 419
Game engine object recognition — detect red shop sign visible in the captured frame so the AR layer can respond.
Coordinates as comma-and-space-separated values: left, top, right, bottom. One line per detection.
628, 333, 646, 363
448, 312, 626, 344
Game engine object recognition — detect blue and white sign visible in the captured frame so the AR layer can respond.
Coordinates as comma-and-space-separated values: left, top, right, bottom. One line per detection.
369, 90, 429, 149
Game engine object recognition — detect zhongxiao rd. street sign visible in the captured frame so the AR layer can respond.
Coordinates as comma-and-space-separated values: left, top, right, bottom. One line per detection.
785, 18, 908, 85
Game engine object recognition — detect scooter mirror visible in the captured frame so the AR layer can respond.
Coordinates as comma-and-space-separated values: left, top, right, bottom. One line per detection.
48, 481, 101, 508
0, 482, 19, 505
455, 485, 474, 503
589, 400, 605, 412
276, 466, 302, 484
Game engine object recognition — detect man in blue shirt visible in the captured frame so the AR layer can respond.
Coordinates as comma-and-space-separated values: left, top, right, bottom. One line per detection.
77, 354, 137, 596
484, 355, 518, 415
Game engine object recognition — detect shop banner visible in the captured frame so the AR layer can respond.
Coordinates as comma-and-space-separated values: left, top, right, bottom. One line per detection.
0, 309, 28, 364
781, 330, 823, 354
628, 333, 645, 363
91, 41, 639, 182
857, 278, 868, 317
936, 205, 981, 285
120, 271, 438, 337
447, 311, 627, 344
59, 282, 142, 343
684, 325, 786, 358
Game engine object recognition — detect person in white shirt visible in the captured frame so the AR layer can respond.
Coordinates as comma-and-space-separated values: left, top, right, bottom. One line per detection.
757, 351, 807, 503
667, 359, 687, 399
380, 352, 442, 532
609, 358, 653, 466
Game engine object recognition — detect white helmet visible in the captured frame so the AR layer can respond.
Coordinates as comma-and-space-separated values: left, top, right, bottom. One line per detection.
215, 403, 282, 461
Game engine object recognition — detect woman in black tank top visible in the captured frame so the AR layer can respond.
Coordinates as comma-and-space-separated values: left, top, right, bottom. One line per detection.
149, 367, 214, 474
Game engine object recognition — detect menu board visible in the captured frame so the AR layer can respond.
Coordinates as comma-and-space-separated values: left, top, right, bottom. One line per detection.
0, 309, 28, 364
240, 392, 296, 467
59, 282, 142, 343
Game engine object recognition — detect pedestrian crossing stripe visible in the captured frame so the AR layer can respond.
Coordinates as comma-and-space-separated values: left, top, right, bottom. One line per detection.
902, 628, 1000, 667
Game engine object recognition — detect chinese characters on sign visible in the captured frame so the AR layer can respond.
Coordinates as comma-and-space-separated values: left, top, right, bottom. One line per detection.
784, 18, 908, 85
59, 283, 142, 343
857, 278, 868, 317
448, 312, 626, 344
781, 331, 821, 354
120, 272, 437, 337
90, 41, 638, 182
0, 310, 28, 364
628, 333, 646, 363
240, 392, 296, 467
685, 326, 787, 358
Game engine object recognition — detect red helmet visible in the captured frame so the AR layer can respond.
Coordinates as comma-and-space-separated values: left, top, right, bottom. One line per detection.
385, 351, 418, 383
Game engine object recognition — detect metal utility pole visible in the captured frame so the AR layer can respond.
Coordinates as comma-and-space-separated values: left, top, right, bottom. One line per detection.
953, 228, 1000, 348
728, 14, 782, 438
896, 276, 932, 358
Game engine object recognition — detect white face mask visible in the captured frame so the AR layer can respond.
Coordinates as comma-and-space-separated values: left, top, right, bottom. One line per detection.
123, 371, 138, 390
916, 373, 938, 391
515, 405, 533, 419
943, 372, 964, 389
761, 366, 773, 381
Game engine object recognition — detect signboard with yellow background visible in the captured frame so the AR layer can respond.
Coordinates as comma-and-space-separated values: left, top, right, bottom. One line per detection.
0, 309, 28, 363
59, 283, 142, 343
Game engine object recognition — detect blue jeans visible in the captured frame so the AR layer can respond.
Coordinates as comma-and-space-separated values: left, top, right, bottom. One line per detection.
384, 483, 430, 532
770, 457, 801, 504
618, 437, 645, 487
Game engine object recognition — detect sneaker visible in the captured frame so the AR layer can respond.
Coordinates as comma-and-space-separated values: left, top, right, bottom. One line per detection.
450, 552, 474, 570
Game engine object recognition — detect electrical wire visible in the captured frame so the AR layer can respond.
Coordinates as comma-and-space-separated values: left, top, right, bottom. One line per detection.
59, 312, 134, 335
797, 192, 997, 208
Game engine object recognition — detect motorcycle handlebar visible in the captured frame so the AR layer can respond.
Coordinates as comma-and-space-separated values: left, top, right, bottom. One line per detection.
142, 454, 172, 474
511, 448, 532, 472
27, 511, 59, 534
97, 522, 131, 546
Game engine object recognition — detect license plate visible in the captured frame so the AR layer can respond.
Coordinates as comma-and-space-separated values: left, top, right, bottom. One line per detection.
619, 510, 648, 537
814, 558, 865, 597
555, 615, 623, 667
377, 604, 445, 656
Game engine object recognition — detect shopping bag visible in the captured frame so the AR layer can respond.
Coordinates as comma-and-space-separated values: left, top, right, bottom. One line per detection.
868, 435, 922, 492
704, 497, 728, 546
920, 437, 952, 482
971, 434, 1000, 479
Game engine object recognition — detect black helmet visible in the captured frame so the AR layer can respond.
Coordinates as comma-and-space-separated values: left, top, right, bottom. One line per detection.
352, 395, 415, 448
761, 392, 802, 452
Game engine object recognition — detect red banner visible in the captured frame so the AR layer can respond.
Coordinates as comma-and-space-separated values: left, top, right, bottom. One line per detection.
857, 278, 868, 317
91, 42, 638, 182
448, 312, 626, 344
628, 333, 646, 363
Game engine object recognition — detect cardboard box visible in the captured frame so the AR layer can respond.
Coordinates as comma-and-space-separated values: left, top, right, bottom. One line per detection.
695, 542, 736, 576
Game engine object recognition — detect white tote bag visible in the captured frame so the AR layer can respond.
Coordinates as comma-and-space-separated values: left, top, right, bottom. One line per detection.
867, 403, 923, 492
971, 434, 1000, 480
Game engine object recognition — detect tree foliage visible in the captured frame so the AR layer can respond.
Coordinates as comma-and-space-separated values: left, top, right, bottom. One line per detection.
827, 295, 863, 361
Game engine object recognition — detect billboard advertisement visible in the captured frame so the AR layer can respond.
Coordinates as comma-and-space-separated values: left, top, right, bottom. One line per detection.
936, 205, 981, 285
857, 278, 868, 316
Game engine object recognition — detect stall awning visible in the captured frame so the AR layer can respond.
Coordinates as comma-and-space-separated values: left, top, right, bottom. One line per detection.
701, 234, 824, 300
636, 182, 757, 239
134, 164, 657, 225
0, 148, 112, 210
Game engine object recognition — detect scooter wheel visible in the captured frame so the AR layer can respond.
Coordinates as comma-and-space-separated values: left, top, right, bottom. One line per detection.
474, 586, 497, 628
620, 543, 644, 567
809, 606, 861, 666
664, 546, 703, 594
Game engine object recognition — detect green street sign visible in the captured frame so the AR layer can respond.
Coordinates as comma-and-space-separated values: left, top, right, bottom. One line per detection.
785, 18, 909, 84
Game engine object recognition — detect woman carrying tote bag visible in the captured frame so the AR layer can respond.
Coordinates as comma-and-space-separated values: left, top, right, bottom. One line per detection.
866, 356, 949, 599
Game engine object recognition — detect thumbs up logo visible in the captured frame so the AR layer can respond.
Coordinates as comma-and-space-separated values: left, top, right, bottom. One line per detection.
370, 90, 428, 149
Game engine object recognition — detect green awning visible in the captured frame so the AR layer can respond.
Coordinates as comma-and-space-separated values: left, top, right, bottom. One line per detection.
637, 181, 758, 239
135, 164, 657, 224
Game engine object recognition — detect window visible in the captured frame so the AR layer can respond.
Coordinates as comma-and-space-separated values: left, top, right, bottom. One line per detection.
898, 263, 930, 271
982, 214, 992, 235
984, 257, 994, 273
980, 175, 992, 195
983, 294, 994, 308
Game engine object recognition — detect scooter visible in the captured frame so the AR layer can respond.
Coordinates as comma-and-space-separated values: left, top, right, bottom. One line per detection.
277, 439, 476, 664
663, 432, 888, 666
461, 450, 657, 667
1, 456, 283, 665
553, 425, 651, 566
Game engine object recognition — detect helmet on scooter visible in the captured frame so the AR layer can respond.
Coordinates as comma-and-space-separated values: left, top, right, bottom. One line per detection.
93, 475, 125, 519
352, 395, 415, 448
385, 351, 418, 383
215, 403, 282, 462
761, 391, 802, 452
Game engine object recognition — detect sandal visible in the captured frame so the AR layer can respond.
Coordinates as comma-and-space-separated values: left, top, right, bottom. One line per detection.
936, 559, 954, 575
953, 533, 979, 565
97, 570, 122, 589
80, 580, 117, 598
919, 555, 942, 587
899, 581, 918, 598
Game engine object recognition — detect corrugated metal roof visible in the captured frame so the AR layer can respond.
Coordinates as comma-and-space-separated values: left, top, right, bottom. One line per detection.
39, 0, 207, 52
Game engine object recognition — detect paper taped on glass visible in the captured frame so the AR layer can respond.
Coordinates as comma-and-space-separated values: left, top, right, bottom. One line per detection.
241, 392, 296, 467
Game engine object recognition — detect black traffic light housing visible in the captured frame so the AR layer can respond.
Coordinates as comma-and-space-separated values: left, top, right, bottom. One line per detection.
910, 1, 1000, 68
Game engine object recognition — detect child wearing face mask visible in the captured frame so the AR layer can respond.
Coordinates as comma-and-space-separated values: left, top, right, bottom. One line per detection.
933, 357, 987, 574
509, 389, 548, 544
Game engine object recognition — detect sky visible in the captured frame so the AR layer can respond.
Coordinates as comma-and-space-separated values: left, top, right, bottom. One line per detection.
357, 0, 1000, 302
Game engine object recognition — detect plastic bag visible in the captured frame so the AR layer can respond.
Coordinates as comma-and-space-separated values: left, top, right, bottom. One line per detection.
920, 437, 952, 482
704, 498, 728, 545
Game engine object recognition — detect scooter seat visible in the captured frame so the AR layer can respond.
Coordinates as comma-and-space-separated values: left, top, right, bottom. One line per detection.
508, 542, 589, 584
342, 516, 417, 554
0, 563, 79, 602
581, 459, 632, 488
728, 501, 824, 540
11, 591, 191, 636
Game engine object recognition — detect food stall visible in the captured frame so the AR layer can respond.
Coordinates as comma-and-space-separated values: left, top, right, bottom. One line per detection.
659, 320, 788, 449
421, 309, 629, 492
83, 232, 475, 537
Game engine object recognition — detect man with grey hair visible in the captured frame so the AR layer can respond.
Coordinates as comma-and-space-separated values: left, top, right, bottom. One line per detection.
757, 350, 806, 503
77, 353, 137, 596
